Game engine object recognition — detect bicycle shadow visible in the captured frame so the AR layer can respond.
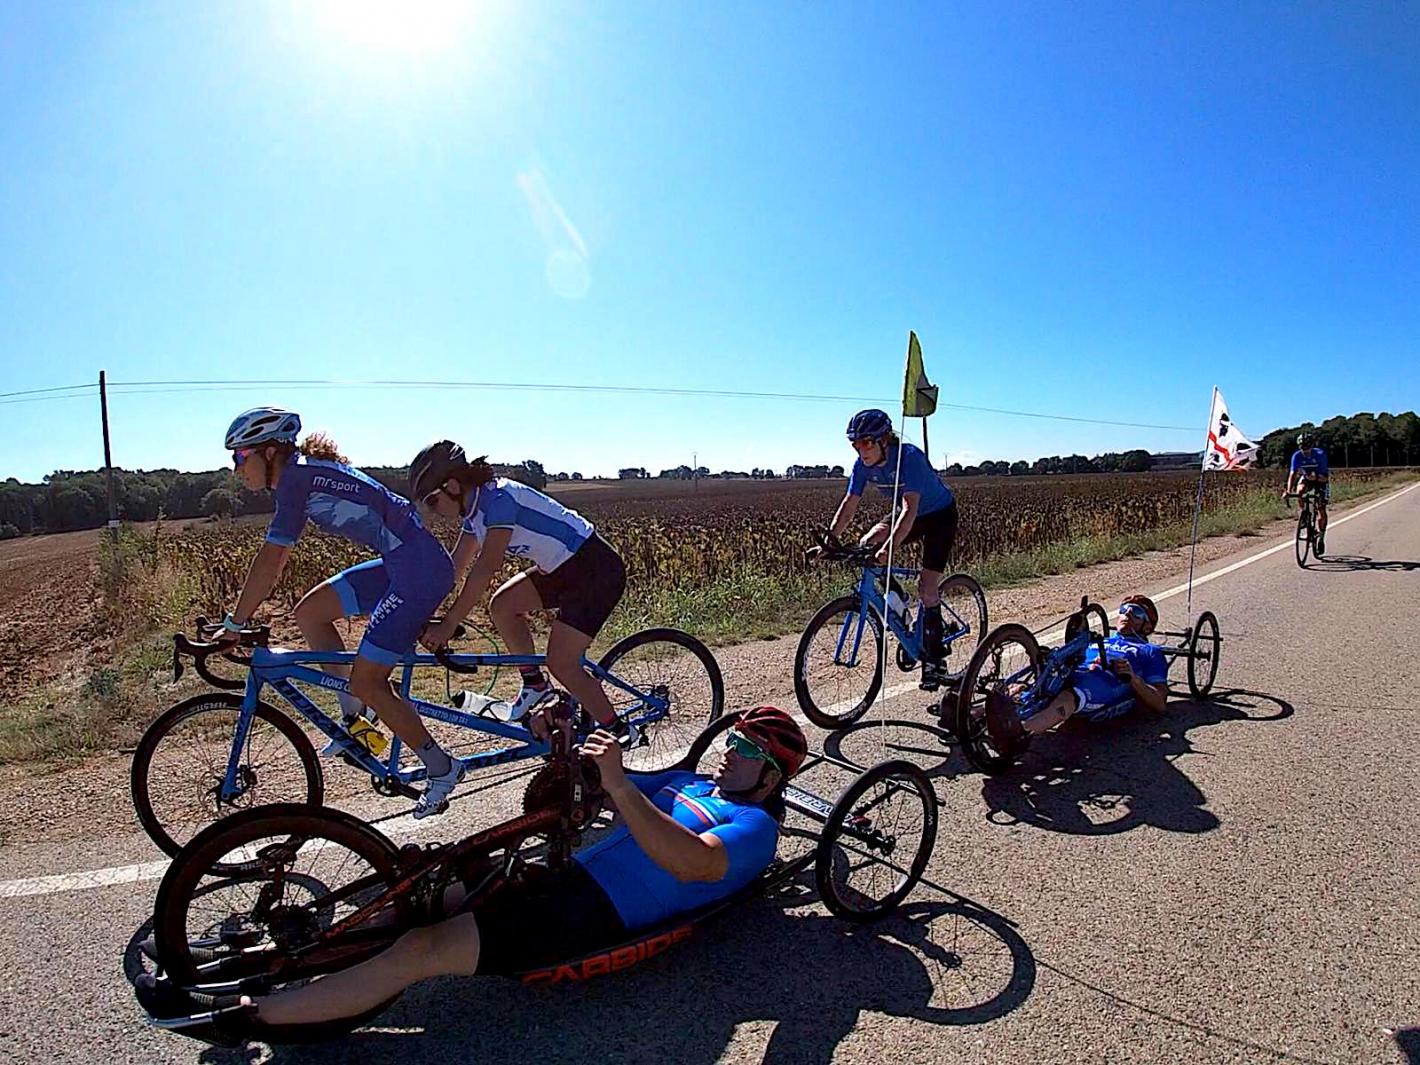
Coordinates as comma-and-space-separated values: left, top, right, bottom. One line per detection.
820, 716, 962, 784
975, 688, 1293, 837
1304, 553, 1420, 573
1395, 1027, 1420, 1064
183, 883, 1035, 1065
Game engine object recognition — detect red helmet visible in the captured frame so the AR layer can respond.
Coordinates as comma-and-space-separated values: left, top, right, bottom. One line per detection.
734, 706, 808, 779
1120, 594, 1158, 635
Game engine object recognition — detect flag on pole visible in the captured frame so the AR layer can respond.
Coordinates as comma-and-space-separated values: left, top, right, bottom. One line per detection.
1202, 388, 1258, 471
902, 331, 938, 417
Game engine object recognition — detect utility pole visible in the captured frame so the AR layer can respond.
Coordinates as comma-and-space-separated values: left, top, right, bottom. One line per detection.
693, 451, 698, 491
99, 370, 119, 539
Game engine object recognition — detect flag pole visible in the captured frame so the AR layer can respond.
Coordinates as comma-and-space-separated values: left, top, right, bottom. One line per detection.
1185, 387, 1215, 624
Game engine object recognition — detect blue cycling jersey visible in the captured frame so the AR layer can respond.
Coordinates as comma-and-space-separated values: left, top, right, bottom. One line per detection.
1289, 448, 1329, 478
266, 456, 431, 556
1073, 633, 1169, 721
461, 477, 595, 574
575, 771, 779, 930
847, 442, 954, 515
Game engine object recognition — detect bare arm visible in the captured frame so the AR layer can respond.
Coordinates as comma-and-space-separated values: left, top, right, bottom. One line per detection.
450, 530, 480, 576
443, 527, 513, 625
1110, 659, 1168, 714
888, 491, 921, 548
232, 542, 291, 624
828, 493, 860, 538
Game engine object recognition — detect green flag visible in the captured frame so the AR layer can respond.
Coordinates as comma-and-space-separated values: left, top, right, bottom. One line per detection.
902, 331, 938, 417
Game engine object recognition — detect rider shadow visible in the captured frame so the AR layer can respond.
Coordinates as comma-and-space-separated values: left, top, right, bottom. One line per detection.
977, 688, 1293, 837
1304, 553, 1420, 573
1395, 1027, 1420, 1064
193, 881, 1035, 1065
821, 717, 962, 784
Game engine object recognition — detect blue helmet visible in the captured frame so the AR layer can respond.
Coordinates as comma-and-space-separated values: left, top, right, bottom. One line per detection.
224, 407, 301, 450
846, 409, 892, 441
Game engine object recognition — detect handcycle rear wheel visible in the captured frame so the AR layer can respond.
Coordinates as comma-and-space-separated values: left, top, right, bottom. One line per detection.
953, 625, 1044, 774
1187, 610, 1221, 698
815, 760, 938, 922
131, 694, 323, 873
794, 596, 885, 730
597, 628, 725, 773
153, 804, 412, 988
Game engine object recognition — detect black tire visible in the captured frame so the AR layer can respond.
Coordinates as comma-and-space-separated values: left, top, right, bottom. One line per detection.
815, 760, 938, 922
1295, 509, 1311, 568
677, 714, 743, 775
1187, 611, 1221, 699
937, 573, 989, 683
1064, 603, 1111, 645
794, 596, 885, 730
153, 804, 408, 987
131, 694, 323, 871
597, 628, 725, 773
953, 625, 1044, 774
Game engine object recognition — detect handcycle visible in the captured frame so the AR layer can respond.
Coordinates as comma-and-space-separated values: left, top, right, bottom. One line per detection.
1285, 483, 1328, 567
137, 698, 940, 1045
794, 534, 988, 729
130, 617, 724, 870
950, 596, 1223, 774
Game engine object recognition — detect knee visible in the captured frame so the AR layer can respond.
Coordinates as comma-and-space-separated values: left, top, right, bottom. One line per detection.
349, 667, 390, 704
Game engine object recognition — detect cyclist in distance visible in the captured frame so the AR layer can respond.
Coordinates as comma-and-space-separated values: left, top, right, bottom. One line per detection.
810, 408, 960, 691
984, 595, 1169, 756
218, 408, 463, 818
136, 707, 809, 1038
1282, 431, 1330, 556
411, 441, 631, 737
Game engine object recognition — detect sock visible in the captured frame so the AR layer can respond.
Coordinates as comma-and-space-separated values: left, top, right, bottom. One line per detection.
518, 666, 548, 689
336, 690, 365, 723
418, 741, 452, 778
922, 604, 944, 659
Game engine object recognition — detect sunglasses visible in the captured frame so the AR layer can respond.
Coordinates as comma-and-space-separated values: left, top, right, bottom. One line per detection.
724, 729, 782, 773
232, 448, 256, 469
1119, 602, 1150, 622
851, 436, 880, 448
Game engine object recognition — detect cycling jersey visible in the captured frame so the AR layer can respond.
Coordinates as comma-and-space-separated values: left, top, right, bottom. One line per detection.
1290, 448, 1329, 480
1072, 633, 1169, 721
460, 478, 595, 574
575, 771, 779, 930
848, 442, 954, 516
266, 457, 428, 554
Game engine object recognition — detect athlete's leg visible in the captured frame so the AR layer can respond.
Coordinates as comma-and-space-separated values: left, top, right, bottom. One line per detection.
294, 582, 361, 718
489, 572, 550, 697
348, 657, 435, 752
544, 620, 614, 727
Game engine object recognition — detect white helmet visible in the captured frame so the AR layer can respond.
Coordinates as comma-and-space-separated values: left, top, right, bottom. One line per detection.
224, 407, 302, 450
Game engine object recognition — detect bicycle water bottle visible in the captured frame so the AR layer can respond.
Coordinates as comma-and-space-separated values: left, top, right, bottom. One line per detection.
886, 588, 909, 623
347, 718, 389, 757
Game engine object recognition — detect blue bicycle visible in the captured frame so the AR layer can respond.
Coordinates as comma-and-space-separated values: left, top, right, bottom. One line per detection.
793, 538, 988, 729
130, 619, 724, 868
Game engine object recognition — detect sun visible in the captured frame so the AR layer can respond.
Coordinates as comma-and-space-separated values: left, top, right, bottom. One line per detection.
301, 0, 479, 55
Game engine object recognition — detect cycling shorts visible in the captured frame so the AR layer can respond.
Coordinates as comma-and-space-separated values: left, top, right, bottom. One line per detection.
1071, 668, 1135, 722
527, 533, 627, 638
471, 863, 627, 975
904, 502, 958, 572
321, 544, 454, 666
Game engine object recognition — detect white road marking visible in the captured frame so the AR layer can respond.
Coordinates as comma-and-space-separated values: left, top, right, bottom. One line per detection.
3, 479, 1414, 901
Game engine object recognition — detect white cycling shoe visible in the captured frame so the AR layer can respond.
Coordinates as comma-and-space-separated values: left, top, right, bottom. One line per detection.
499, 682, 557, 722
413, 759, 467, 819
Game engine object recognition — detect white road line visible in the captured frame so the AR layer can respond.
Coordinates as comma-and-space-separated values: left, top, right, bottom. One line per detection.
3, 479, 1414, 902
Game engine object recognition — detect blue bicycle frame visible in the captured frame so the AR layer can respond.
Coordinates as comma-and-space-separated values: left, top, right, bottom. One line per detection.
831, 566, 976, 669
218, 648, 662, 804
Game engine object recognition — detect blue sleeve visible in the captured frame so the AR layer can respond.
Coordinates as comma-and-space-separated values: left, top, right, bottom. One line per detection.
1289, 452, 1301, 473
265, 470, 308, 547
479, 485, 518, 529
902, 446, 935, 497
1140, 646, 1169, 686
626, 770, 683, 798
1315, 450, 1329, 475
705, 807, 778, 883
847, 460, 866, 497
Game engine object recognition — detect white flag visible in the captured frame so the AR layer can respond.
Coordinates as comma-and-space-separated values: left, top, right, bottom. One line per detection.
1202, 388, 1258, 471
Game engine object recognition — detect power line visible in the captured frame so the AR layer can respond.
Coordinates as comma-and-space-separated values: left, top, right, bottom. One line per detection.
0, 383, 95, 400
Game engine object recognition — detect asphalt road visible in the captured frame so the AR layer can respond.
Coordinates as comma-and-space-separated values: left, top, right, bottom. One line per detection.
2, 483, 1417, 1065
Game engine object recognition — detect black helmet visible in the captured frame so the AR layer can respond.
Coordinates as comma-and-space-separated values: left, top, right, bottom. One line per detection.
409, 440, 468, 500
846, 409, 893, 441
1296, 431, 1313, 448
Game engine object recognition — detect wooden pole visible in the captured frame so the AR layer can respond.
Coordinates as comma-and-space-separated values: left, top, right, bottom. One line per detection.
99, 370, 119, 539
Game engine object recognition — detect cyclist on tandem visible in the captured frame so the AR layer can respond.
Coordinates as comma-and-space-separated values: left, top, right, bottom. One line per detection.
136, 707, 808, 1041
984, 596, 1169, 756
813, 408, 961, 691
1283, 431, 1330, 556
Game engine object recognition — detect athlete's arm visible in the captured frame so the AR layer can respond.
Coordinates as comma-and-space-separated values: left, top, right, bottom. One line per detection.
828, 492, 860, 539
440, 526, 513, 627
1108, 658, 1167, 713
450, 530, 481, 575
231, 542, 291, 625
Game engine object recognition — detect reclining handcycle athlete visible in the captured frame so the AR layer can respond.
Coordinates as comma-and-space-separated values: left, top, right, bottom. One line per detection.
135, 704, 808, 1043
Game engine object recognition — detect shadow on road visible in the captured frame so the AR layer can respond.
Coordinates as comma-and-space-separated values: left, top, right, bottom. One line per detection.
162, 881, 1033, 1065
975, 688, 1293, 836
1396, 1027, 1420, 1064
821, 717, 963, 783
1304, 553, 1419, 573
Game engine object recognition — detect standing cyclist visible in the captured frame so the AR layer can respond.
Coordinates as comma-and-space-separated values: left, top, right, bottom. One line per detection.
219, 408, 463, 819
1282, 431, 1330, 556
812, 408, 959, 691
410, 441, 631, 738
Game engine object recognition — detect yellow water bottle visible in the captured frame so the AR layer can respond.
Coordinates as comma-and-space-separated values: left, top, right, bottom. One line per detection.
348, 718, 389, 757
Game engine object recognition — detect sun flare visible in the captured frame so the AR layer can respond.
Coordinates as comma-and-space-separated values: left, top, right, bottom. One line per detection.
301, 0, 478, 55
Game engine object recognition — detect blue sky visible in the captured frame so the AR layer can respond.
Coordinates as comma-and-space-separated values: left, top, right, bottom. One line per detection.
2, 1, 1417, 481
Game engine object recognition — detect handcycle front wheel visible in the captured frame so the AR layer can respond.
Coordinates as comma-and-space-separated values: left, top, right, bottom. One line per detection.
1186, 610, 1221, 698
953, 624, 1045, 775
153, 804, 413, 988
814, 760, 938, 922
597, 628, 725, 773
794, 596, 886, 730
131, 693, 324, 873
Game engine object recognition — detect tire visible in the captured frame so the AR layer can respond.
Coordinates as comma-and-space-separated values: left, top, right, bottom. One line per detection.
1295, 510, 1311, 568
1064, 603, 1111, 645
597, 628, 725, 773
679, 714, 743, 776
1187, 610, 1221, 699
815, 760, 938, 922
937, 573, 989, 683
153, 804, 408, 986
131, 694, 323, 871
953, 624, 1044, 774
794, 596, 885, 730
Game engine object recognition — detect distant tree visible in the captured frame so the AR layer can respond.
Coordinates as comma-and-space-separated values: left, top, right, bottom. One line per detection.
1009, 460, 1029, 476
201, 488, 237, 518
945, 463, 964, 476
830, 465, 845, 477
572, 472, 583, 481
0, 522, 19, 540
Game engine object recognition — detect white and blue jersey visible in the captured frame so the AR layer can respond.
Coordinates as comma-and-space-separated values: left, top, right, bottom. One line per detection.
1071, 633, 1169, 721
848, 442, 954, 516
461, 478, 595, 574
1290, 449, 1329, 479
575, 771, 779, 930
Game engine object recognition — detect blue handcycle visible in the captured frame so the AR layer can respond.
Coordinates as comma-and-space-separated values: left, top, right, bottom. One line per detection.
793, 537, 988, 729
951, 597, 1222, 773
130, 618, 724, 869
